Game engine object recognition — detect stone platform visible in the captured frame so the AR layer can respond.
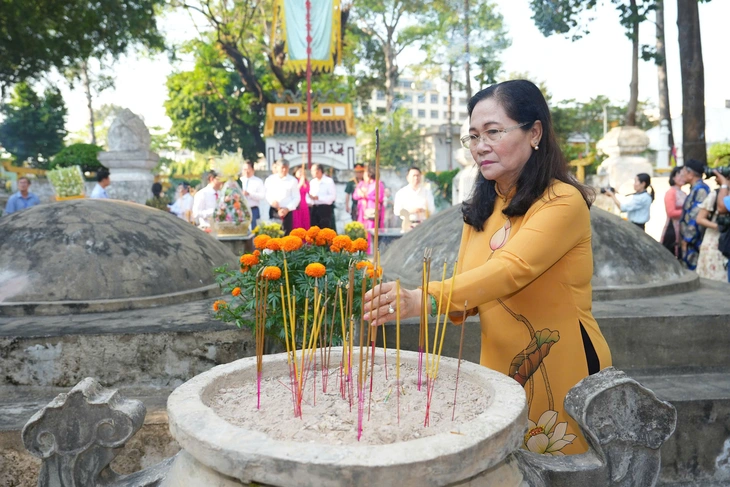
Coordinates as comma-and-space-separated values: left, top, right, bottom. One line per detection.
0, 297, 256, 486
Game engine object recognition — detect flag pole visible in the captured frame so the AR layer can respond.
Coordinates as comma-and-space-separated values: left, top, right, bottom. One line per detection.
306, 0, 313, 170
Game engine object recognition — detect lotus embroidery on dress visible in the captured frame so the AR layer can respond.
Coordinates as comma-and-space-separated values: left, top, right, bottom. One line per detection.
489, 218, 511, 251
523, 410, 576, 456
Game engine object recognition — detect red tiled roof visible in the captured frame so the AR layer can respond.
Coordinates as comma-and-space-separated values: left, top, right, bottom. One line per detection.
273, 120, 347, 135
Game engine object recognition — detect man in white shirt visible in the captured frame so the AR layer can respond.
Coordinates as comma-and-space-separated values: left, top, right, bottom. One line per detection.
306, 163, 337, 230
264, 159, 300, 234
240, 160, 265, 230
168, 182, 194, 222
90, 169, 111, 199
192, 170, 223, 228
393, 166, 435, 228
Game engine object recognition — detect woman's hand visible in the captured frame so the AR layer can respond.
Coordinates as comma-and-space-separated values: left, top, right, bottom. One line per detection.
362, 282, 422, 327
714, 170, 728, 187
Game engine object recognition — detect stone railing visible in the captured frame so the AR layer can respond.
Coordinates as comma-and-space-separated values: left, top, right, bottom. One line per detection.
22, 369, 675, 487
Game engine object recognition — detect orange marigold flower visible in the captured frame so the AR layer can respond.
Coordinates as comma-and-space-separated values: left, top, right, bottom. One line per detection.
266, 238, 283, 251
239, 253, 259, 267
305, 262, 327, 278
231, 287, 241, 297
281, 235, 303, 252
212, 300, 227, 311
356, 261, 373, 271
262, 266, 282, 280
330, 235, 353, 253
366, 266, 383, 278
314, 235, 328, 246
240, 266, 249, 273
290, 228, 307, 239
233, 201, 241, 210
306, 226, 321, 240
319, 228, 337, 244
253, 250, 260, 257
352, 238, 368, 252
254, 234, 271, 249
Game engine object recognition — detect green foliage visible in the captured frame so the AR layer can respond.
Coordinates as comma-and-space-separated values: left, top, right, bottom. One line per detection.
425, 169, 459, 206
708, 143, 730, 167
165, 40, 266, 159
49, 143, 103, 173
423, 0, 510, 88
0, 82, 67, 167
0, 0, 165, 91
357, 108, 423, 168
550, 96, 656, 164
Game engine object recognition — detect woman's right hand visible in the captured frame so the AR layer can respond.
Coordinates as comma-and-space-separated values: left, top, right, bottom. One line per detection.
362, 282, 422, 327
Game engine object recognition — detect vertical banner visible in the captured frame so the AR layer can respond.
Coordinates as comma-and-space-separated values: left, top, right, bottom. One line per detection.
273, 0, 341, 73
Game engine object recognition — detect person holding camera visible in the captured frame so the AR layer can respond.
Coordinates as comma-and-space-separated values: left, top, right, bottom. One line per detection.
603, 173, 654, 231
679, 159, 711, 270
362, 80, 612, 456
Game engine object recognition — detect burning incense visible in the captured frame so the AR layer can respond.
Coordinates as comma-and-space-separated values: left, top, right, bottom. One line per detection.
452, 302, 468, 421
396, 279, 401, 425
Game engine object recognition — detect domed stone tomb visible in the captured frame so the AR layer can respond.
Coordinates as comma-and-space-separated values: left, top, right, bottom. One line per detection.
0, 199, 238, 315
381, 205, 697, 300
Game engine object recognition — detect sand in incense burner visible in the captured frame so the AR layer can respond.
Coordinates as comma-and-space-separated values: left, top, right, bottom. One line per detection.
163, 348, 528, 487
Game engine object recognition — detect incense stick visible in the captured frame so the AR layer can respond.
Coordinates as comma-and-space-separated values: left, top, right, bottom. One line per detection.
452, 302, 468, 421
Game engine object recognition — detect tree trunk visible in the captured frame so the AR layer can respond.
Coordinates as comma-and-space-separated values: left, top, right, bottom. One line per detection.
677, 0, 706, 164
81, 60, 97, 146
656, 0, 674, 149
625, 1, 639, 127
463, 0, 471, 100
383, 42, 397, 114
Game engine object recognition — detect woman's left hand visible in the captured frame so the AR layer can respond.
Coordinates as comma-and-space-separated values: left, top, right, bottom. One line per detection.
362, 282, 422, 327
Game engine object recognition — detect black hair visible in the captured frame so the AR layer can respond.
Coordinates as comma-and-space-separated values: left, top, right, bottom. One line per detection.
408, 166, 422, 174
636, 173, 655, 201
206, 170, 218, 182
461, 80, 594, 231
152, 182, 163, 197
97, 169, 110, 182
668, 166, 682, 187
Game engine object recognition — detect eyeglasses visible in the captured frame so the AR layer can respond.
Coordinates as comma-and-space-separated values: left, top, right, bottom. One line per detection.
460, 121, 531, 150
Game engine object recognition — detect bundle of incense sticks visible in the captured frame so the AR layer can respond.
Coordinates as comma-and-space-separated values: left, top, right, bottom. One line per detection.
254, 271, 268, 409
452, 302, 468, 421
418, 248, 433, 391
424, 260, 457, 427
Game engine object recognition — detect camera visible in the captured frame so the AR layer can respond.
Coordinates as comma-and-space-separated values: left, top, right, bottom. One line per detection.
717, 213, 730, 233
704, 166, 730, 178
600, 186, 616, 194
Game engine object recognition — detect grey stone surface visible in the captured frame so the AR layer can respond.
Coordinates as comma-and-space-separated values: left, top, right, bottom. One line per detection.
165, 348, 528, 487
0, 300, 255, 388
381, 204, 697, 298
21, 377, 172, 486
105, 109, 153, 153
513, 367, 677, 487
0, 199, 237, 312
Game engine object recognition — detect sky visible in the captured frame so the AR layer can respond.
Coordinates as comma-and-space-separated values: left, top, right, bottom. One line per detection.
57, 0, 730, 136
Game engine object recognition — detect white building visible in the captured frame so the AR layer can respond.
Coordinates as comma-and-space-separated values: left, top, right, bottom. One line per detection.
364, 78, 468, 172
365, 78, 470, 128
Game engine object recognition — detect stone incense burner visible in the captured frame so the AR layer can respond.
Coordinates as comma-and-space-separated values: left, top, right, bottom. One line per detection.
162, 348, 528, 487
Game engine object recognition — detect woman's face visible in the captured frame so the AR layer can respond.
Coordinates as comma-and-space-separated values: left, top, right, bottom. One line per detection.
634, 177, 646, 192
673, 171, 686, 187
364, 171, 373, 182
469, 97, 541, 190
295, 168, 303, 179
